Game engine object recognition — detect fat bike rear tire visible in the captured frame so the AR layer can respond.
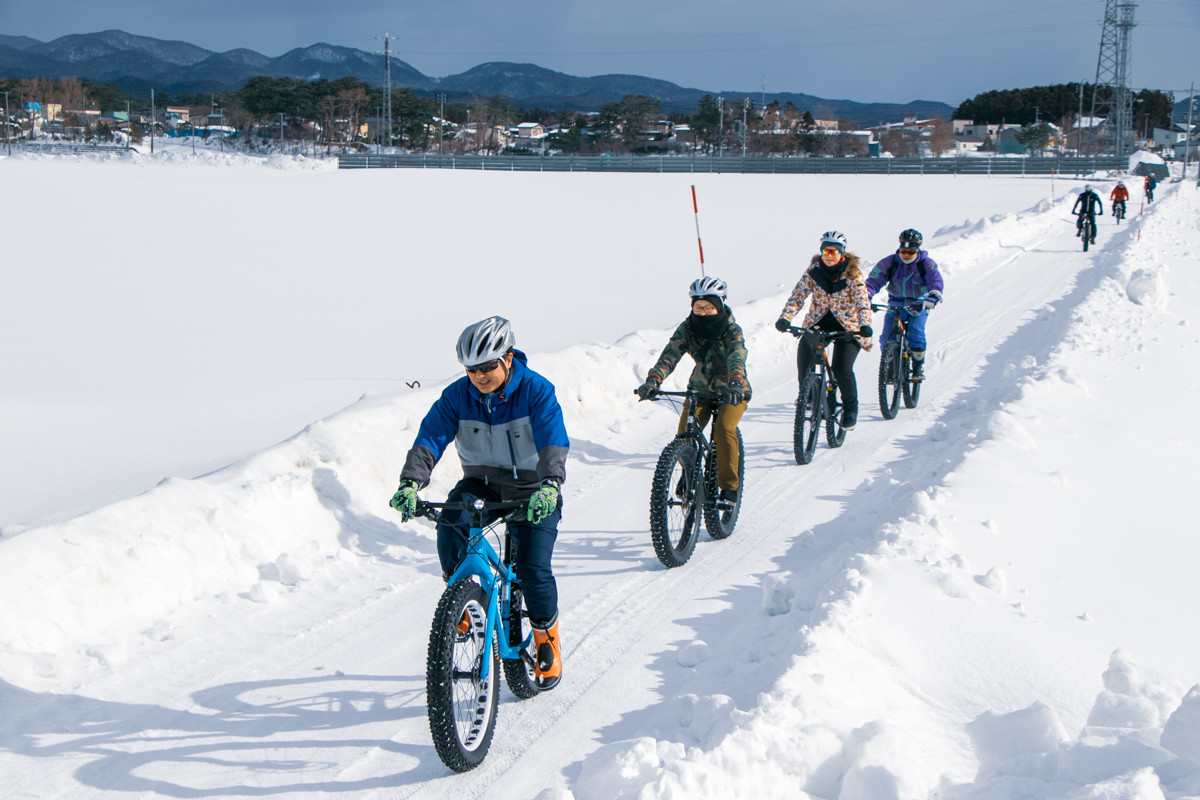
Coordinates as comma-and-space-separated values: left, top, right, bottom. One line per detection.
902, 352, 921, 409
703, 428, 744, 540
500, 585, 540, 700
426, 580, 498, 773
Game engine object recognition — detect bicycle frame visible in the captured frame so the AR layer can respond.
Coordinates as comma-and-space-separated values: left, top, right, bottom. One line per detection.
418, 500, 534, 681
786, 325, 855, 401
651, 388, 723, 499
873, 302, 916, 360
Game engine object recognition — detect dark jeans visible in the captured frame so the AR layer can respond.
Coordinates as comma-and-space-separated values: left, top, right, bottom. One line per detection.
437, 478, 560, 626
796, 334, 861, 412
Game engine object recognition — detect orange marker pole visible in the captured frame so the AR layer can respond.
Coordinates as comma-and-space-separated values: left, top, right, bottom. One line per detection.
691, 185, 706, 277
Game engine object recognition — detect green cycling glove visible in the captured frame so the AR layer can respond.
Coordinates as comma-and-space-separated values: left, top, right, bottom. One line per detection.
390, 478, 420, 522
527, 479, 560, 523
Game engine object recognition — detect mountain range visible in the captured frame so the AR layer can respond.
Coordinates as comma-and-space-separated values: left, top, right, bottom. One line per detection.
0, 30, 956, 125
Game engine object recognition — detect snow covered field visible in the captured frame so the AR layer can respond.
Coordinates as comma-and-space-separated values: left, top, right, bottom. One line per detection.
2, 144, 1198, 799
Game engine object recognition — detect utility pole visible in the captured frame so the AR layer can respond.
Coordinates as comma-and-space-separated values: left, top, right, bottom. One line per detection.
1184, 82, 1195, 178
742, 97, 750, 157
280, 111, 285, 150
717, 97, 724, 157
438, 93, 445, 155
378, 33, 396, 151
150, 88, 155, 154
1077, 81, 1085, 156
3, 91, 10, 155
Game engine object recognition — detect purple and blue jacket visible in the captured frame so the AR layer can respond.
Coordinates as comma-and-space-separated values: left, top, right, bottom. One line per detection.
865, 251, 945, 305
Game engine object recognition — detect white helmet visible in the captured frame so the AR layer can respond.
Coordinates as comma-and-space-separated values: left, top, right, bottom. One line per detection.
819, 230, 848, 252
688, 276, 727, 301
456, 316, 515, 367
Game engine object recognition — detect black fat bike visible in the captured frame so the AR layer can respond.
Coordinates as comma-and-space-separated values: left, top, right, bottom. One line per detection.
1077, 211, 1097, 252
873, 302, 924, 419
785, 325, 858, 465
645, 388, 744, 568
1113, 200, 1126, 223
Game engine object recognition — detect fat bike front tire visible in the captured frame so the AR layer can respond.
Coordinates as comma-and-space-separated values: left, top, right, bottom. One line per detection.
878, 341, 901, 420
649, 438, 702, 567
703, 428, 744, 540
426, 580, 499, 773
793, 373, 822, 465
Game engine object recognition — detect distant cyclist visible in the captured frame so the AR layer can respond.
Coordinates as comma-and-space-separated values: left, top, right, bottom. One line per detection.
864, 228, 945, 381
1144, 173, 1157, 203
774, 231, 872, 430
1110, 182, 1129, 218
637, 276, 750, 504
390, 315, 569, 690
1072, 184, 1103, 243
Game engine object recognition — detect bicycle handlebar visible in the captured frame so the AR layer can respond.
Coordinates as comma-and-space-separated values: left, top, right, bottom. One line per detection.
650, 388, 727, 404
871, 302, 926, 315
783, 324, 860, 341
415, 498, 527, 522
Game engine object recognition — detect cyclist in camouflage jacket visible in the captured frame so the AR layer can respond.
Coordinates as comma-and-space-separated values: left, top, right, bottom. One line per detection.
636, 277, 749, 503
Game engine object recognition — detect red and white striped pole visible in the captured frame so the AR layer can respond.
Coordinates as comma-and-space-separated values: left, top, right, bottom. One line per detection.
691, 184, 706, 277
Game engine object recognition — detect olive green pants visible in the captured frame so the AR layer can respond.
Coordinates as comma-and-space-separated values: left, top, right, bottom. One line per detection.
677, 400, 746, 491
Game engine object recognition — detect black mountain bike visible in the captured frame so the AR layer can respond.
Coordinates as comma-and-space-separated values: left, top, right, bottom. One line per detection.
645, 388, 744, 568
1077, 212, 1097, 252
1113, 200, 1126, 223
872, 302, 924, 419
785, 325, 857, 465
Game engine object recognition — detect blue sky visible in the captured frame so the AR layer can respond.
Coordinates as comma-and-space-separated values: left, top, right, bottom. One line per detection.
4, 0, 1197, 105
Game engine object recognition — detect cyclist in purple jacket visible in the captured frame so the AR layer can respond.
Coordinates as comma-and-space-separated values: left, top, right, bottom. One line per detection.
864, 229, 945, 380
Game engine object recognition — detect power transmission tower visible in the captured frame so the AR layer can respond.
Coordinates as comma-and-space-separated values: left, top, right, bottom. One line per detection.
378, 33, 396, 150
1089, 0, 1137, 157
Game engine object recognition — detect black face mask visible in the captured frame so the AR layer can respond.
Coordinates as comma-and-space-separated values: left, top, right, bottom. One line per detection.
688, 306, 730, 340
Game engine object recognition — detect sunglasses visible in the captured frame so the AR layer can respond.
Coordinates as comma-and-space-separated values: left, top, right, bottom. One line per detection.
821, 247, 843, 257
898, 248, 918, 257
465, 359, 503, 374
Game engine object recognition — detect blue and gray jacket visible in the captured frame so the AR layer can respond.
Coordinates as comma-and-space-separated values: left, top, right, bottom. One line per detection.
865, 251, 945, 306
401, 349, 569, 499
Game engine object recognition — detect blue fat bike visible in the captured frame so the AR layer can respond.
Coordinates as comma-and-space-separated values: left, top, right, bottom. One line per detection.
872, 302, 924, 419
646, 388, 744, 568
784, 325, 858, 464
417, 498, 542, 773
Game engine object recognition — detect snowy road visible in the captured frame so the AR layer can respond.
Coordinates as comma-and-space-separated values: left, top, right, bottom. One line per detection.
3, 154, 1198, 799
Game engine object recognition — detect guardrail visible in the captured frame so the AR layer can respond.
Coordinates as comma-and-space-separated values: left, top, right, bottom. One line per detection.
6, 141, 136, 155
338, 153, 1127, 176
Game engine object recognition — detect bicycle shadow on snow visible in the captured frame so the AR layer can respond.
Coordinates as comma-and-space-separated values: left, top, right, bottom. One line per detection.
0, 671, 450, 796
578, 222, 1136, 789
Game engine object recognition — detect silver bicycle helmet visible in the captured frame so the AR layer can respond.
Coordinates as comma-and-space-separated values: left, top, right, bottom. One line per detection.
456, 315, 515, 367
819, 230, 848, 252
688, 276, 727, 301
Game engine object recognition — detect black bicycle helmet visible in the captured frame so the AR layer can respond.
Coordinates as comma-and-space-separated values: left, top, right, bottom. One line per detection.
899, 228, 923, 249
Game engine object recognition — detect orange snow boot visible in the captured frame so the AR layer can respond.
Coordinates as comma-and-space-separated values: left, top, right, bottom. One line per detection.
532, 617, 562, 690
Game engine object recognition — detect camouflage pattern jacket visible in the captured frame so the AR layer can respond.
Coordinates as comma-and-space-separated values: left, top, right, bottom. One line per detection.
647, 310, 752, 399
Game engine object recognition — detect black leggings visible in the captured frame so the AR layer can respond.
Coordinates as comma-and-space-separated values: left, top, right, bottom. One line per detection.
796, 335, 861, 411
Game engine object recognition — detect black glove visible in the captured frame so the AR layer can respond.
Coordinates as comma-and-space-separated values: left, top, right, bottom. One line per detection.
723, 377, 745, 406
859, 325, 873, 338
775, 317, 791, 332
635, 376, 660, 401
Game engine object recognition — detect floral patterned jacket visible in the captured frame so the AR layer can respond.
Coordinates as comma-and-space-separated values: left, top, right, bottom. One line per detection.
779, 253, 874, 351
